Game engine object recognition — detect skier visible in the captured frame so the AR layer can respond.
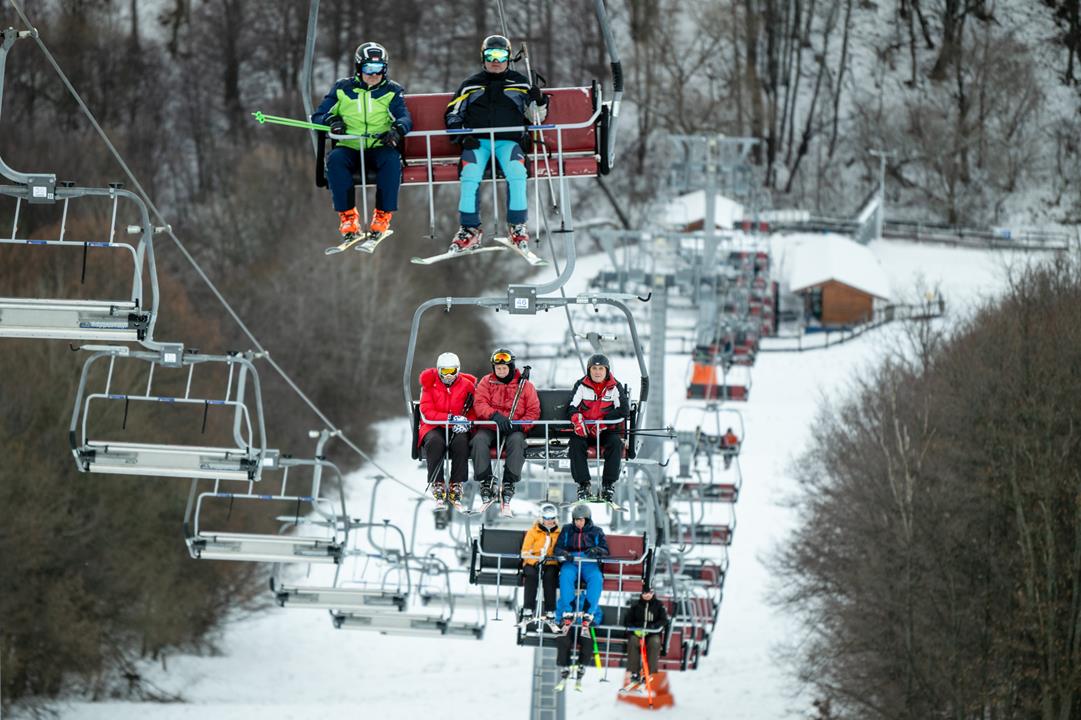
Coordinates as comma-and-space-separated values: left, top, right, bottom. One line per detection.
416, 352, 476, 506
623, 585, 669, 691
567, 354, 629, 502
720, 426, 740, 469
519, 503, 561, 621
554, 504, 609, 627
312, 42, 413, 247
554, 585, 604, 692
444, 34, 549, 254
469, 348, 540, 509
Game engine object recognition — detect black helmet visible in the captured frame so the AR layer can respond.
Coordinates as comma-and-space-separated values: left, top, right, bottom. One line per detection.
490, 347, 516, 376
355, 42, 388, 77
587, 353, 610, 380
481, 34, 512, 65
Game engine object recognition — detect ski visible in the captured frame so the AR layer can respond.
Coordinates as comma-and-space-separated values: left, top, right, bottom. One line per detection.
454, 499, 496, 516
500, 502, 514, 518
605, 500, 629, 514
554, 677, 568, 693
492, 235, 547, 266
619, 680, 644, 695
433, 498, 447, 511
574, 678, 583, 692
354, 229, 393, 253
325, 232, 365, 255
410, 245, 506, 265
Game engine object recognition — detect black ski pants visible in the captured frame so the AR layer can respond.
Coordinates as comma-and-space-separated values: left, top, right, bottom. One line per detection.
569, 429, 623, 487
422, 428, 469, 486
557, 627, 592, 668
522, 562, 559, 614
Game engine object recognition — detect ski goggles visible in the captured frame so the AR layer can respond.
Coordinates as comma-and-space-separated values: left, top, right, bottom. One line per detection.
360, 61, 387, 75
438, 366, 459, 377
491, 351, 513, 364
482, 48, 510, 63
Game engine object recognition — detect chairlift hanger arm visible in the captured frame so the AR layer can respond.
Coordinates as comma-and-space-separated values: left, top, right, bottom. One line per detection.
403, 294, 648, 413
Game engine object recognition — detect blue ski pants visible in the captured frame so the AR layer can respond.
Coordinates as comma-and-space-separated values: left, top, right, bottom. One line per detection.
555, 558, 603, 622
458, 139, 527, 227
326, 146, 402, 213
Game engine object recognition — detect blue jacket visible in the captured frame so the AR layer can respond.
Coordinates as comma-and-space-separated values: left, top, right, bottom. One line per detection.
556, 518, 610, 558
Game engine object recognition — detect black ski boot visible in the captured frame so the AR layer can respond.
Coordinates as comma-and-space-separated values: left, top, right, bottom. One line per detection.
576, 484, 592, 502
477, 472, 495, 505
600, 484, 615, 503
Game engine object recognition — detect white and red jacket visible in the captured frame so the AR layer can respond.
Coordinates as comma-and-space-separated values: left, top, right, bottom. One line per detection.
417, 368, 477, 447
567, 372, 629, 427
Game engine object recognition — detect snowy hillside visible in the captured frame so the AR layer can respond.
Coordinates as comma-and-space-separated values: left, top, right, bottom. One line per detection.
38, 237, 1053, 720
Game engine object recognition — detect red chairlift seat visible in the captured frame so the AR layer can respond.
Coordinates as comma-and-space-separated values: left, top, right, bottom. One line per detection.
315, 86, 607, 189
600, 533, 651, 592
677, 523, 734, 546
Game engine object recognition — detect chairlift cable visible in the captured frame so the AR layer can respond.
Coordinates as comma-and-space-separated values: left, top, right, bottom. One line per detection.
495, 0, 511, 45
8, 0, 422, 499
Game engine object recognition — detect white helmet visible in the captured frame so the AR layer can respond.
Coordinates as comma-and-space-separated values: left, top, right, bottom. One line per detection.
436, 351, 460, 385
540, 503, 558, 520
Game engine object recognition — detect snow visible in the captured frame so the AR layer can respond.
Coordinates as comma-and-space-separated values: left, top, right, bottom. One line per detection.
780, 233, 892, 300
30, 236, 1059, 720
664, 191, 744, 230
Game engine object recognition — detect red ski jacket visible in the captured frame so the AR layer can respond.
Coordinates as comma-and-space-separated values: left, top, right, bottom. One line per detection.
417, 368, 477, 447
473, 370, 540, 433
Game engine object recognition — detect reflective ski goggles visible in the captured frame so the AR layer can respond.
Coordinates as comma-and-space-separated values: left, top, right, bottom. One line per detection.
438, 366, 459, 377
360, 61, 387, 75
482, 48, 510, 62
491, 351, 513, 364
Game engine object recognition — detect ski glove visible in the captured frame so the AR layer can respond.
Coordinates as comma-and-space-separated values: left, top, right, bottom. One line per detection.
585, 546, 606, 559
527, 86, 547, 105
449, 414, 470, 433
603, 406, 626, 421
571, 413, 588, 438
379, 126, 403, 149
491, 412, 514, 436
457, 135, 481, 151
328, 117, 346, 135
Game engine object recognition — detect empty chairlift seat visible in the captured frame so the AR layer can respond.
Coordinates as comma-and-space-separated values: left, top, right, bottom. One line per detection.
183, 456, 348, 565
0, 184, 159, 342
69, 348, 268, 481
469, 526, 526, 586
332, 610, 484, 639
601, 533, 651, 592
273, 582, 407, 612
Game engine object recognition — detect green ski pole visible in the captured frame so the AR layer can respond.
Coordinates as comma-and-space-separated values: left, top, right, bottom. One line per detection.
250, 111, 331, 132
589, 626, 606, 677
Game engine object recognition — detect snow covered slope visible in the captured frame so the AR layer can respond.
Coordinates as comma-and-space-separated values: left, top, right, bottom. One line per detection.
40, 237, 1054, 720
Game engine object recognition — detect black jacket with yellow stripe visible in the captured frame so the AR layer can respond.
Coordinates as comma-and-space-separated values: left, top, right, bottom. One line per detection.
444, 69, 546, 144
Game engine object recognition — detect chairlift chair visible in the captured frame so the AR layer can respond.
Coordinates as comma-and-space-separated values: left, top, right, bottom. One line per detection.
183, 455, 349, 564
69, 347, 267, 481
0, 184, 162, 343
